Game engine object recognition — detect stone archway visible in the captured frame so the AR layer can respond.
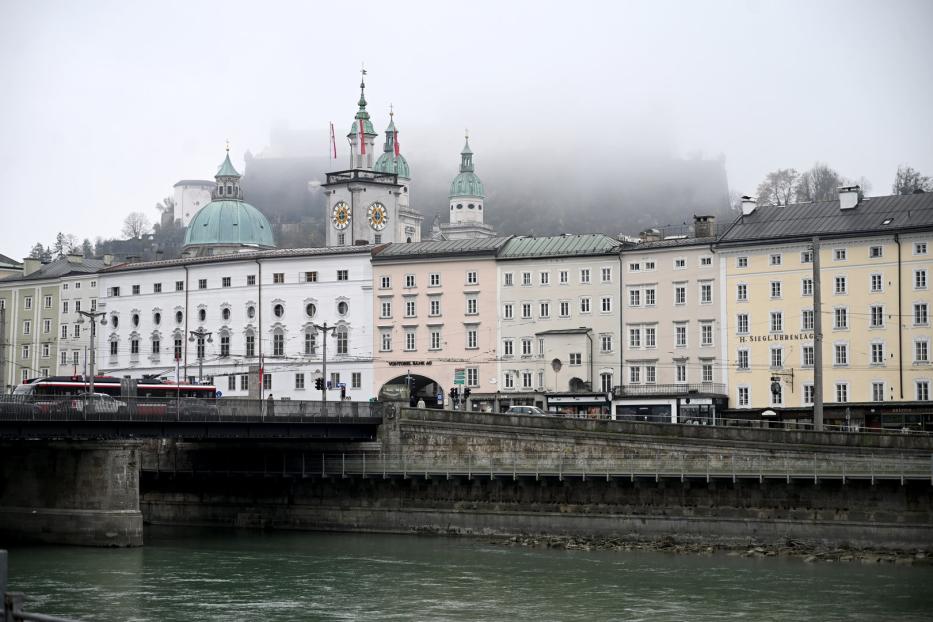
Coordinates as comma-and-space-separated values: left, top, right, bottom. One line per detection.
379, 373, 444, 408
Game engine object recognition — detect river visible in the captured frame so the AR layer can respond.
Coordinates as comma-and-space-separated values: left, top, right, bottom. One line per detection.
5, 527, 933, 621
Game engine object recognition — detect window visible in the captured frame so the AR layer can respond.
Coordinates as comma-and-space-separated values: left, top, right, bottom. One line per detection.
263, 373, 272, 390
737, 256, 748, 268
521, 272, 531, 286
580, 268, 591, 284
41, 343, 50, 358
915, 303, 929, 326
151, 338, 160, 355
835, 276, 847, 294
132, 285, 140, 295
915, 242, 928, 255
21, 344, 30, 359
247, 275, 256, 286
645, 288, 655, 306
504, 372, 514, 389
870, 305, 884, 328
24, 296, 32, 309
521, 303, 532, 319
601, 267, 612, 282
273, 303, 285, 318
246, 305, 255, 319
802, 278, 813, 296
674, 286, 686, 305
629, 327, 641, 348
738, 387, 750, 407
521, 338, 532, 356
629, 289, 641, 307
466, 297, 477, 315
61, 324, 68, 338
73, 324, 80, 338
870, 274, 883, 292
601, 296, 612, 313
801, 345, 814, 368
198, 279, 207, 290
197, 308, 206, 323
539, 271, 550, 286
834, 248, 847, 261
381, 332, 392, 352
800, 250, 812, 264
222, 277, 231, 288
871, 342, 885, 365
90, 299, 96, 311
770, 311, 783, 333
352, 372, 362, 390
431, 330, 442, 350
736, 284, 747, 301
61, 351, 68, 365
802, 384, 814, 405
737, 349, 749, 370
676, 364, 687, 383
870, 246, 883, 258
600, 334, 613, 353
600, 372, 613, 393
916, 269, 928, 290
701, 323, 713, 346
405, 299, 416, 317
429, 298, 440, 316
645, 326, 656, 348
109, 341, 118, 356
405, 331, 416, 351
644, 261, 655, 270
559, 301, 570, 317
503, 339, 514, 357
430, 273, 440, 287
770, 281, 782, 298
539, 302, 550, 318
645, 366, 656, 384
569, 353, 582, 366
380, 300, 392, 319
303, 271, 318, 283
675, 324, 687, 347
238, 375, 247, 391
336, 327, 348, 355
834, 307, 848, 330
466, 329, 478, 349
522, 371, 533, 389
579, 297, 590, 313
629, 262, 641, 272
22, 320, 31, 335
630, 366, 641, 383
42, 319, 51, 334
834, 343, 849, 366
272, 273, 285, 284
380, 276, 391, 289
176, 281, 184, 291
503, 304, 514, 320
802, 310, 814, 331
337, 233, 345, 246
770, 346, 783, 369
293, 373, 305, 390
700, 283, 712, 304
174, 338, 183, 360
702, 363, 713, 383
503, 272, 513, 286
674, 258, 686, 269
402, 274, 416, 288
466, 271, 477, 285
917, 381, 931, 402
836, 383, 848, 403
916, 340, 930, 363
337, 270, 349, 282
700, 256, 712, 267
769, 254, 782, 266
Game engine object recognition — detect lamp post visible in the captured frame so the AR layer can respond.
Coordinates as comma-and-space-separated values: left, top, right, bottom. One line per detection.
77, 310, 107, 415
312, 322, 336, 412
188, 328, 213, 384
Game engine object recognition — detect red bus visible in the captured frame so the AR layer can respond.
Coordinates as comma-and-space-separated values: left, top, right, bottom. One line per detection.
12, 376, 216, 415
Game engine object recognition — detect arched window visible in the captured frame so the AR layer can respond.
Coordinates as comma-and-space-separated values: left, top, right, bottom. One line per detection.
198, 308, 206, 322
175, 310, 183, 324
304, 329, 317, 355
244, 329, 256, 358
111, 315, 119, 328
222, 307, 231, 321
132, 313, 139, 327
272, 328, 284, 357
153, 312, 161, 325
335, 325, 348, 355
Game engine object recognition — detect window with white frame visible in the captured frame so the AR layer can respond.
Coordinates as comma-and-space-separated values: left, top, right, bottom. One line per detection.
580, 297, 590, 313
674, 258, 686, 269
917, 380, 930, 401
380, 276, 391, 289
539, 271, 550, 285
645, 288, 656, 306
503, 303, 513, 319
629, 262, 640, 272
294, 373, 305, 390
630, 366, 641, 383
802, 310, 814, 331
304, 330, 317, 355
522, 272, 531, 286
559, 270, 568, 284
770, 346, 783, 369
600, 372, 613, 392
521, 303, 532, 319
645, 326, 656, 348
700, 283, 712, 304
569, 353, 582, 366
871, 342, 885, 365
629, 327, 641, 348
580, 268, 591, 284
430, 330, 442, 350
600, 334, 613, 353
405, 274, 415, 288
380, 300, 392, 319
700, 256, 712, 267
836, 383, 848, 403
915, 339, 929, 363
800, 250, 813, 264
601, 296, 612, 313
802, 278, 813, 296
645, 365, 656, 383
916, 303, 929, 326
540, 302, 550, 318
701, 362, 713, 383
834, 343, 849, 366
737, 314, 749, 334
834, 307, 848, 330
503, 272, 513, 286
770, 281, 782, 298
466, 296, 477, 315
629, 289, 640, 307
405, 331, 416, 351
770, 254, 782, 266
736, 283, 747, 301
675, 364, 687, 383
644, 261, 655, 270
738, 386, 749, 406
521, 338, 532, 356
674, 286, 686, 305
834, 248, 847, 261
559, 301, 570, 317
871, 273, 883, 292
466, 329, 477, 349
870, 305, 884, 328
467, 368, 478, 387
466, 271, 477, 285
504, 372, 514, 389
601, 267, 612, 282
381, 331, 392, 352
872, 381, 884, 402
405, 299, 418, 318
770, 311, 783, 333
870, 245, 883, 258
61, 324, 68, 339
835, 276, 847, 294
804, 384, 815, 405
675, 323, 687, 347
503, 339, 513, 357
915, 242, 927, 255
429, 298, 441, 316
915, 269, 928, 290
522, 371, 533, 389
737, 256, 748, 268
701, 323, 713, 346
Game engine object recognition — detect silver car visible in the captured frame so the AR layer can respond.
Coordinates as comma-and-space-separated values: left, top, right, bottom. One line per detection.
505, 405, 546, 416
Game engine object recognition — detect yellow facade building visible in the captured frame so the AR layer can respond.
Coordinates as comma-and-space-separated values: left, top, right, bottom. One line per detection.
716, 189, 932, 430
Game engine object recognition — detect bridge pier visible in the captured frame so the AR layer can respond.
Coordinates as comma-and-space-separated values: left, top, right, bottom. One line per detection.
0, 441, 143, 547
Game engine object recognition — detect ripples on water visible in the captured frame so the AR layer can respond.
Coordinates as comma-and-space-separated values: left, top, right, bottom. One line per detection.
6, 527, 933, 621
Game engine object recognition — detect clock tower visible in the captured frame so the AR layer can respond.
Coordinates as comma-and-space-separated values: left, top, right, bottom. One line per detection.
323, 70, 422, 247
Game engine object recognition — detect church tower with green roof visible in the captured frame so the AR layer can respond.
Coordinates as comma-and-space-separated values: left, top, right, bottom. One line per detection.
440, 133, 495, 240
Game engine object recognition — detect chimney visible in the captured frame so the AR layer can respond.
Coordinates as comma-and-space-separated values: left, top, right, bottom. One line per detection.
22, 258, 41, 276
66, 253, 83, 264
838, 185, 861, 210
693, 215, 715, 238
126, 255, 140, 264
103, 254, 114, 267
741, 196, 757, 216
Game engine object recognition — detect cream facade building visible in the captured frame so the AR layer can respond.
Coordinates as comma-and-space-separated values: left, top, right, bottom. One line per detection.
717, 190, 932, 429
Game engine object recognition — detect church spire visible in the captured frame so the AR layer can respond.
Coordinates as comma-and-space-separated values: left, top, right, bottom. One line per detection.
213, 142, 242, 200
459, 130, 474, 173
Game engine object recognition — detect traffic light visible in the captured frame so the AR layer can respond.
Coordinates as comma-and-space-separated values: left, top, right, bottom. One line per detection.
463, 387, 471, 400
449, 387, 458, 400
315, 377, 324, 390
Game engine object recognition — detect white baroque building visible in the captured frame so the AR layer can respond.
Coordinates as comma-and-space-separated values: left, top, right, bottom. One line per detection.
96, 247, 376, 400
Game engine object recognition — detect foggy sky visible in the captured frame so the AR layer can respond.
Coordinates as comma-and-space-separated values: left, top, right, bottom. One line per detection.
1, 0, 931, 258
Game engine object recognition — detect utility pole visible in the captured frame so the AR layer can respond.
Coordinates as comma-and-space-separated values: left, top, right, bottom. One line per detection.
811, 236, 824, 431
77, 309, 107, 415
188, 328, 213, 383
312, 322, 336, 411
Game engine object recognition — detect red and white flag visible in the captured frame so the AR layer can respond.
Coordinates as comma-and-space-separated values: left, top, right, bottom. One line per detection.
359, 118, 366, 156
329, 122, 336, 159
394, 127, 400, 158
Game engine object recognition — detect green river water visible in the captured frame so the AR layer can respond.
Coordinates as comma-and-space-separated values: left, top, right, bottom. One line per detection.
5, 527, 933, 621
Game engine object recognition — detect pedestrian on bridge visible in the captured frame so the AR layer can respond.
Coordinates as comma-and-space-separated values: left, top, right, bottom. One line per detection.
267, 393, 275, 417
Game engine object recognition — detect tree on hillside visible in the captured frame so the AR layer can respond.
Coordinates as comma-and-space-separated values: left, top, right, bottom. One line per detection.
122, 212, 152, 239
893, 165, 932, 195
794, 163, 843, 202
81, 238, 93, 257
28, 243, 48, 261
155, 196, 175, 215
756, 168, 799, 206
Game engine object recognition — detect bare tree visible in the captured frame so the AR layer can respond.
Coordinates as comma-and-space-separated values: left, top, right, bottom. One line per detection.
155, 196, 175, 215
893, 165, 932, 195
122, 212, 152, 239
794, 163, 843, 202
755, 168, 798, 206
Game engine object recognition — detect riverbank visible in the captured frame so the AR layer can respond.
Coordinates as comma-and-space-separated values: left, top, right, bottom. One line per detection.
491, 533, 933, 565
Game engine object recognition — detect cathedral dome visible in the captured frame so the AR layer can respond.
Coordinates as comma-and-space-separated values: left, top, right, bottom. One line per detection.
449, 171, 485, 198
374, 152, 410, 178
183, 200, 275, 249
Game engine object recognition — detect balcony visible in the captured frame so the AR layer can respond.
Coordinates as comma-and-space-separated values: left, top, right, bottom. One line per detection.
324, 169, 399, 186
614, 383, 726, 398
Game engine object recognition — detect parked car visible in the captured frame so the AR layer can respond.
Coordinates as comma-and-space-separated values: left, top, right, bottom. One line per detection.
505, 405, 546, 416
54, 393, 127, 415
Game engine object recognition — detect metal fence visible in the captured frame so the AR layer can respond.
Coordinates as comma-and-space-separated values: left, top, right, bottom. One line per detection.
1, 551, 78, 622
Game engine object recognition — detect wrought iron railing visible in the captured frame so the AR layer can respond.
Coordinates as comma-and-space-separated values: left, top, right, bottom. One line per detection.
614, 383, 727, 397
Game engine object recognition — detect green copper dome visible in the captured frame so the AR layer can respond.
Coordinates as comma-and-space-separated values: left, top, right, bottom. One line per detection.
184, 200, 276, 248
449, 136, 484, 198
374, 152, 410, 178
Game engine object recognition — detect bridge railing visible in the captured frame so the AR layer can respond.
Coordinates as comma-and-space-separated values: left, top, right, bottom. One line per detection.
148, 450, 933, 483
0, 395, 378, 422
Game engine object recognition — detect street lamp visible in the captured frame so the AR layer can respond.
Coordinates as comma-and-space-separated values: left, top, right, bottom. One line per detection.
77, 310, 107, 414
188, 328, 213, 383
311, 322, 336, 412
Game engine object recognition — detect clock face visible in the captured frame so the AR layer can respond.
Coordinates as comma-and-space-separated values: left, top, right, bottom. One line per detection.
368, 202, 388, 231
331, 201, 351, 230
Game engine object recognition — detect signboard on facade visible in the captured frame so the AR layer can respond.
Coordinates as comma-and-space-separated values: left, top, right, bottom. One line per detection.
738, 332, 814, 344
387, 361, 433, 367
454, 368, 465, 385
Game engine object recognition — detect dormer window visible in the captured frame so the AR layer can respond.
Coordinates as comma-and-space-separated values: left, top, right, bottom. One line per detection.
226, 184, 233, 195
